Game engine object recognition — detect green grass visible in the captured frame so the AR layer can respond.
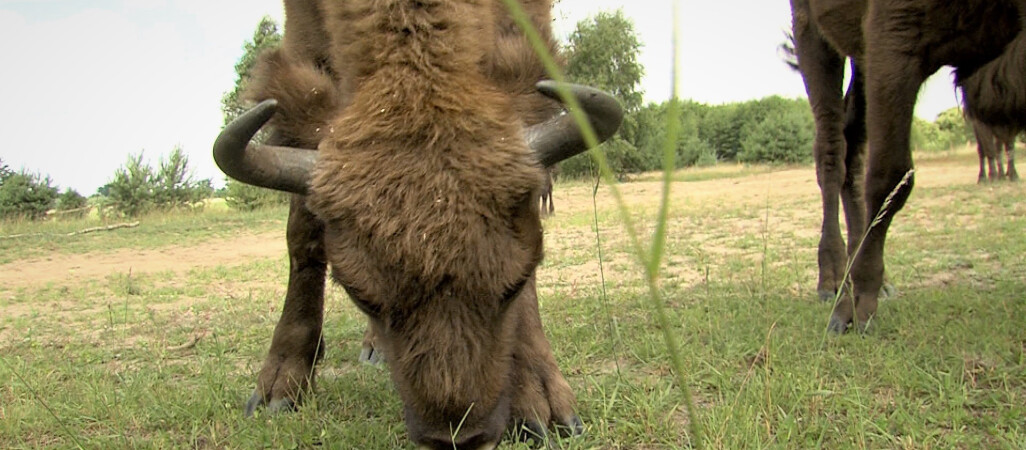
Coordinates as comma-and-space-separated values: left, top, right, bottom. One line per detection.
2, 153, 1024, 448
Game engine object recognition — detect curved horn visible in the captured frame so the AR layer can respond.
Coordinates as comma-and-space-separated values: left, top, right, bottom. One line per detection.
212, 99, 315, 194
526, 81, 624, 167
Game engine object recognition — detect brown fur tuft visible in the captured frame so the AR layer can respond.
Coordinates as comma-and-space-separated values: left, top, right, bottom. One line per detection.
243, 48, 345, 148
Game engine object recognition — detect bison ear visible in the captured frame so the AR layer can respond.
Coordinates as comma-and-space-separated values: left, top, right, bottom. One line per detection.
525, 81, 624, 167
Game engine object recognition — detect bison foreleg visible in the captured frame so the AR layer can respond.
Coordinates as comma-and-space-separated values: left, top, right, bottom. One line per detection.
508, 277, 581, 443
246, 196, 328, 415
790, 10, 850, 301
830, 26, 922, 333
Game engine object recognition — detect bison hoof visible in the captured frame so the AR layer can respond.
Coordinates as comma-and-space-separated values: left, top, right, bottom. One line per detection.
855, 321, 872, 335
511, 420, 548, 445
827, 315, 851, 334
245, 391, 297, 417
358, 345, 385, 365
557, 414, 585, 437
879, 282, 897, 299
818, 289, 838, 302
512, 415, 583, 446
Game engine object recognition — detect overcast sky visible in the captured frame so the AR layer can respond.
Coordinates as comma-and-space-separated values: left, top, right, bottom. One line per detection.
0, 0, 961, 194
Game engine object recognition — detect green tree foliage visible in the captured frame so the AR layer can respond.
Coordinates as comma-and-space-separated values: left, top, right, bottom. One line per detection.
56, 188, 89, 217
225, 181, 293, 211
563, 10, 647, 179
0, 158, 11, 180
153, 147, 213, 208
102, 152, 155, 217
221, 16, 284, 125
934, 107, 973, 145
737, 97, 814, 164
101, 149, 212, 218
0, 168, 59, 220
739, 108, 814, 164
565, 10, 644, 112
220, 16, 289, 210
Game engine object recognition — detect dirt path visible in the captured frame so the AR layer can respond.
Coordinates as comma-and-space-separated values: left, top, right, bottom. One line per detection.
0, 231, 286, 289
0, 152, 982, 290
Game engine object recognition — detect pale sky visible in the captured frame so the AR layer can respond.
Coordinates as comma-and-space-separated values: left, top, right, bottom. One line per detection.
0, 0, 961, 194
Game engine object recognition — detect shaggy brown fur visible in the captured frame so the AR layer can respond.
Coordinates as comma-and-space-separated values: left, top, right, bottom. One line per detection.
240, 0, 581, 447
788, 0, 1026, 333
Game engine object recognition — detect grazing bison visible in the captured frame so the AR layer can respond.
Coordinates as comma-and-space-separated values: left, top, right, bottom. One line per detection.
788, 0, 1026, 332
213, 0, 622, 447
539, 167, 555, 217
972, 118, 1020, 183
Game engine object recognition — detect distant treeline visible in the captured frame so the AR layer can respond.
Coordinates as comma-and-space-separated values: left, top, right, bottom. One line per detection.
560, 95, 816, 179
560, 95, 978, 180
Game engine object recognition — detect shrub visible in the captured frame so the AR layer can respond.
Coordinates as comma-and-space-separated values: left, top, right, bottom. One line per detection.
738, 109, 814, 164
100, 149, 213, 218
55, 188, 89, 218
559, 137, 651, 181
224, 179, 290, 211
0, 170, 58, 220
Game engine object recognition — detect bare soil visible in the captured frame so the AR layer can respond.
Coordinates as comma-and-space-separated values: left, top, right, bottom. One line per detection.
0, 232, 285, 289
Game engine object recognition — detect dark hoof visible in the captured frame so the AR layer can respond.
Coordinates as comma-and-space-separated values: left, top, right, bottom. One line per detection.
855, 321, 871, 335
245, 391, 296, 417
817, 289, 837, 302
556, 415, 584, 438
827, 316, 850, 334
359, 345, 385, 365
879, 283, 897, 299
512, 420, 548, 445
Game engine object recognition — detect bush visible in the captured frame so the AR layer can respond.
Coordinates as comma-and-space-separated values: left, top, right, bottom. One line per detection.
738, 109, 814, 164
55, 188, 89, 218
100, 149, 213, 218
559, 137, 651, 181
676, 135, 718, 168
0, 170, 58, 220
101, 152, 155, 218
224, 179, 290, 211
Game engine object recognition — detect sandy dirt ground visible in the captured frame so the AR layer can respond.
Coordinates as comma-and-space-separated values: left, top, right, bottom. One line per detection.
0, 153, 983, 290
0, 232, 285, 289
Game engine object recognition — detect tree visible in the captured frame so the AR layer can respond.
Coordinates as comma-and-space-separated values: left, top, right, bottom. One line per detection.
565, 10, 644, 113
934, 107, 973, 145
738, 108, 814, 164
220, 16, 290, 210
152, 147, 212, 208
102, 152, 155, 217
0, 169, 58, 220
562, 10, 648, 179
56, 188, 88, 211
0, 158, 11, 181
221, 16, 284, 125
100, 149, 212, 217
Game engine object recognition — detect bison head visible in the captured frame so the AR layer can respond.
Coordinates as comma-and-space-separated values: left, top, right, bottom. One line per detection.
215, 81, 621, 448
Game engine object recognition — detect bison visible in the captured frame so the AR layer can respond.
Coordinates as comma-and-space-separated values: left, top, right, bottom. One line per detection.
971, 118, 1020, 183
539, 167, 555, 217
213, 0, 622, 448
788, 0, 1026, 332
